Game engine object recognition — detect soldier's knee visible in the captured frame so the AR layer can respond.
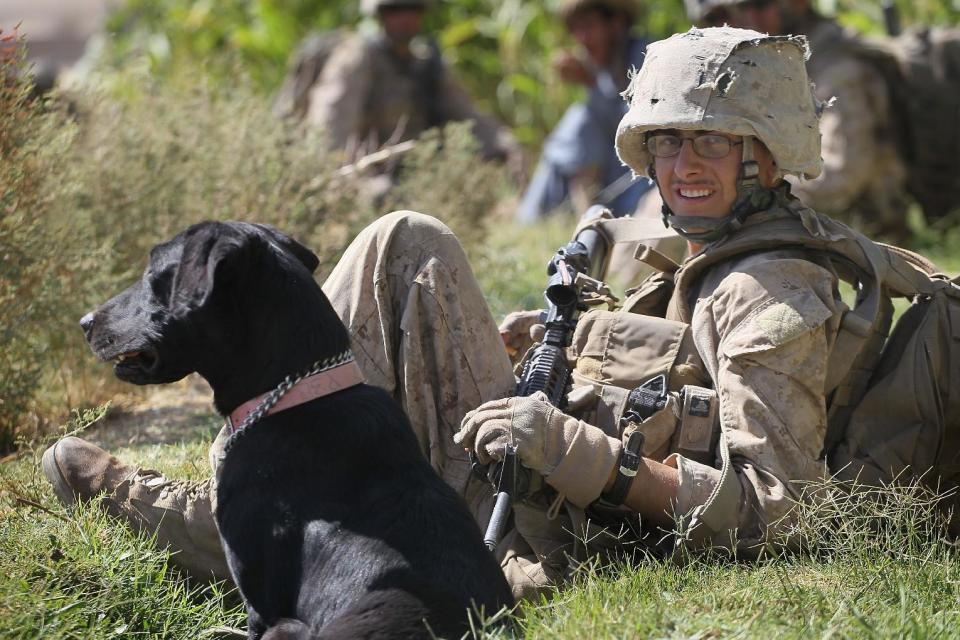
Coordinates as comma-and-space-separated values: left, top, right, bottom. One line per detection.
375, 210, 452, 238
371, 210, 468, 265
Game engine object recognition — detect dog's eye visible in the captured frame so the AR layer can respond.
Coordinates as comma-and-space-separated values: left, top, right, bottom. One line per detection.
150, 269, 174, 305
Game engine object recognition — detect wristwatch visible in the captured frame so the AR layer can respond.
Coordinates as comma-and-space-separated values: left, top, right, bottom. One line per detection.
600, 430, 645, 506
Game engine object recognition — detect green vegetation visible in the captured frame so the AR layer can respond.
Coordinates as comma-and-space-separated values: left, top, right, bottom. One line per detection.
3, 1, 960, 637
0, 47, 508, 454
91, 0, 959, 149
4, 422, 959, 638
0, 411, 244, 638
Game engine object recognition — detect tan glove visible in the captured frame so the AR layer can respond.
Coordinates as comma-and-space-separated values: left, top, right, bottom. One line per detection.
498, 310, 545, 361
455, 391, 622, 508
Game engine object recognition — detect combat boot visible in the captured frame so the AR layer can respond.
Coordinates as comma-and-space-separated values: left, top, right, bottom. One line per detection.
42, 436, 231, 583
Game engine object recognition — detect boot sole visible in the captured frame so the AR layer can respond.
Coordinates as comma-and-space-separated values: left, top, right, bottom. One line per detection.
41, 441, 79, 508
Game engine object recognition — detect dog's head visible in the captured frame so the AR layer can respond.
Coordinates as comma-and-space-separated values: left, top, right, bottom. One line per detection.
81, 221, 345, 392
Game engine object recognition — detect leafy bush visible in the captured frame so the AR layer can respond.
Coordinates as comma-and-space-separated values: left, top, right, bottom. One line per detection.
0, 53, 509, 450
0, 33, 106, 454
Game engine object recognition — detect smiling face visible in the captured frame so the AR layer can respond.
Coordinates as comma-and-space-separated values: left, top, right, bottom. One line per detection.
652, 129, 778, 219
654, 129, 744, 219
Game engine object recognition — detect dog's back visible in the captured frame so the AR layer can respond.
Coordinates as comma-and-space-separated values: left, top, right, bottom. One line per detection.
216, 384, 513, 639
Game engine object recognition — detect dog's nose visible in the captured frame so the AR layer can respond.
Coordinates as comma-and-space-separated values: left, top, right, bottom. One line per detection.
79, 312, 95, 339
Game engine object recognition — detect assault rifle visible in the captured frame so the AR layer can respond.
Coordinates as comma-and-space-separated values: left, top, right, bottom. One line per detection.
480, 207, 613, 551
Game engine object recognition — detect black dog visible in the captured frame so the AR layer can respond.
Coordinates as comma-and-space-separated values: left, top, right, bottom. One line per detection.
81, 221, 514, 639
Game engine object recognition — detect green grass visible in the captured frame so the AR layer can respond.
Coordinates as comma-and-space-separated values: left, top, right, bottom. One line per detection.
4, 430, 960, 638
0, 428, 245, 639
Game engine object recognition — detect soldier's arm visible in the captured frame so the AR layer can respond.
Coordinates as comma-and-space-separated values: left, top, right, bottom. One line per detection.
665, 257, 842, 552
305, 37, 374, 151
609, 455, 679, 528
435, 64, 517, 161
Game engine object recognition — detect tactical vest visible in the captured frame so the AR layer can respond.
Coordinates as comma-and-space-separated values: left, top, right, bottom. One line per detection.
576, 198, 960, 534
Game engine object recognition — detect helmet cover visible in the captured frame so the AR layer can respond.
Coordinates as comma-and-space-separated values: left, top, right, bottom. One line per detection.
616, 27, 825, 180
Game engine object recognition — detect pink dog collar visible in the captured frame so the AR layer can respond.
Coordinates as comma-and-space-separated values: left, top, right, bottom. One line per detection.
227, 360, 365, 433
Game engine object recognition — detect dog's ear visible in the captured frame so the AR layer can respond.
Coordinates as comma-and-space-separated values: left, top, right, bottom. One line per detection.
252, 223, 320, 274
171, 222, 253, 313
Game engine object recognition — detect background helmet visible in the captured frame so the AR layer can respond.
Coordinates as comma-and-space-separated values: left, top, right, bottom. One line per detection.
615, 26, 824, 181
361, 0, 429, 16
558, 0, 639, 26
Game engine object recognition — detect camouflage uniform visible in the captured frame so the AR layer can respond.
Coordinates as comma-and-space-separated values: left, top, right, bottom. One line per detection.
321, 206, 843, 593
663, 246, 839, 547
305, 33, 513, 160
788, 16, 910, 241
468, 26, 846, 593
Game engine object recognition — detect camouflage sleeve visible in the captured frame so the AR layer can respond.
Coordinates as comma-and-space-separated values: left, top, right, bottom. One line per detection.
435, 64, 517, 160
665, 257, 842, 553
789, 56, 890, 213
305, 36, 374, 151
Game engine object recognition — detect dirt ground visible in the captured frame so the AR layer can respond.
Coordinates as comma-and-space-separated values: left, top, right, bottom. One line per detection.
81, 374, 220, 450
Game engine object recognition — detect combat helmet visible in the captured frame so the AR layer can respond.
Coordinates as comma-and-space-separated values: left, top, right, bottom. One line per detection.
615, 27, 825, 242
559, 0, 640, 26
361, 0, 429, 15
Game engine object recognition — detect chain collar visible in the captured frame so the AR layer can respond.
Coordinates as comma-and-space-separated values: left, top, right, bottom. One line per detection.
225, 349, 359, 442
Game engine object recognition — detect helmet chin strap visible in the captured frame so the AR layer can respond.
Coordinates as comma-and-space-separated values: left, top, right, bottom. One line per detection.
656, 137, 784, 245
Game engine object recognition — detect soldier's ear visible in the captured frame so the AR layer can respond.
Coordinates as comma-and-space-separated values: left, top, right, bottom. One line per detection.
754, 141, 781, 187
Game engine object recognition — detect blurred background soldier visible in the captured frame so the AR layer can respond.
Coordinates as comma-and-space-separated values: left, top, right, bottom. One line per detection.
685, 0, 911, 242
283, 0, 518, 171
516, 0, 654, 223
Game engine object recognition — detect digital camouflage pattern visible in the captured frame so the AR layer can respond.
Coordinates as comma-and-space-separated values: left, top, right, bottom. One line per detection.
664, 213, 844, 548
609, 27, 842, 550
787, 16, 910, 240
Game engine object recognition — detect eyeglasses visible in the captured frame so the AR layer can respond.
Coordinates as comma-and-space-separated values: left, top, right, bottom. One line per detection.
645, 133, 743, 159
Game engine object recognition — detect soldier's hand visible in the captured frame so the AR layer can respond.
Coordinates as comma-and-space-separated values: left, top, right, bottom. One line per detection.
455, 392, 622, 507
499, 309, 544, 362
553, 51, 595, 87
455, 392, 558, 472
